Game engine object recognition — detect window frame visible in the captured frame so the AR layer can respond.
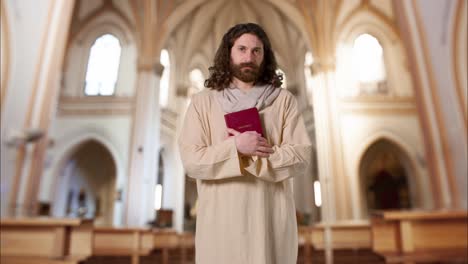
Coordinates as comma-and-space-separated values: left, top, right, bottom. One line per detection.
83, 33, 122, 97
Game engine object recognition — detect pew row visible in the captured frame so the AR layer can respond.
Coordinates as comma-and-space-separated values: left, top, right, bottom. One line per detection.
298, 226, 314, 262
92, 227, 154, 264
371, 210, 468, 263
309, 221, 372, 250
0, 218, 93, 264
14, 216, 464, 264
92, 227, 185, 264
298, 222, 384, 264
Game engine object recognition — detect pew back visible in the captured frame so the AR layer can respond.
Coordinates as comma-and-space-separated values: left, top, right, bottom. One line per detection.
0, 218, 93, 264
311, 221, 371, 250
371, 210, 468, 263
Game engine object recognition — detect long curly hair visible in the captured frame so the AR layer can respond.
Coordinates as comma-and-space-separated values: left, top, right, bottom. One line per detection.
204, 23, 283, 90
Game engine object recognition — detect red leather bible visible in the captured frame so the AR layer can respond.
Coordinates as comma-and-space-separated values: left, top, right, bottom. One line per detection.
224, 107, 264, 137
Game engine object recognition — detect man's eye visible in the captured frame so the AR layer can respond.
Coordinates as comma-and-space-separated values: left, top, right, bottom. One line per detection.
239, 47, 246, 51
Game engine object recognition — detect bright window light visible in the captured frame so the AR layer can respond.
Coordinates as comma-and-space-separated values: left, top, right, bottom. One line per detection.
314, 180, 322, 207
189, 68, 205, 91
159, 49, 170, 107
84, 34, 121, 96
276, 68, 287, 89
304, 51, 314, 66
352, 34, 386, 83
154, 184, 163, 210
304, 51, 314, 92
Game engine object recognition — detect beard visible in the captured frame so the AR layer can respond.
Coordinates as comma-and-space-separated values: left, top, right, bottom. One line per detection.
230, 62, 261, 83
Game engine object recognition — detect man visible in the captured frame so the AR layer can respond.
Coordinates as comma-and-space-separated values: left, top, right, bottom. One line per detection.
179, 23, 312, 264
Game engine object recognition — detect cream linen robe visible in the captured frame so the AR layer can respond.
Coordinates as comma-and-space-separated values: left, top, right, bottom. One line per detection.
179, 88, 312, 264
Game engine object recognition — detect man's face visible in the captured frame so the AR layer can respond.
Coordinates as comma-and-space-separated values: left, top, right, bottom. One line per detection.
230, 33, 264, 83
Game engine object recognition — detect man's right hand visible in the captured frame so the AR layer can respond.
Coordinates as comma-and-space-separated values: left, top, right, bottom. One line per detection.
227, 128, 274, 158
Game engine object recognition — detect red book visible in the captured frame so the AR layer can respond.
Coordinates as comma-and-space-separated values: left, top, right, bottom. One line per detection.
224, 107, 264, 137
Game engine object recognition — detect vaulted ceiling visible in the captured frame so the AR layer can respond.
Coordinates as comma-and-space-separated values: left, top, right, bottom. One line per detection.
69, 0, 398, 97
164, 0, 310, 93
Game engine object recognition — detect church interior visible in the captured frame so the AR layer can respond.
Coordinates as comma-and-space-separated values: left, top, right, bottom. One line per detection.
1, 0, 467, 263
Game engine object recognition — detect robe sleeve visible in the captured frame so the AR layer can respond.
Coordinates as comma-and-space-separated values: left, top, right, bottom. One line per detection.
178, 96, 243, 180
243, 94, 312, 182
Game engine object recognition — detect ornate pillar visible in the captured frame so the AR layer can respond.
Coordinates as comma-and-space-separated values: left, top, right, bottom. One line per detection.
393, 0, 465, 209
311, 56, 355, 221
171, 84, 191, 232
310, 61, 338, 223
310, 61, 337, 264
125, 62, 163, 226
3, 0, 75, 217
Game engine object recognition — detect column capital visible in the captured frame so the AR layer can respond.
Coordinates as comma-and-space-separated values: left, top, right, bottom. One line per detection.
137, 57, 152, 72
176, 84, 189, 97
137, 57, 164, 76
309, 57, 336, 75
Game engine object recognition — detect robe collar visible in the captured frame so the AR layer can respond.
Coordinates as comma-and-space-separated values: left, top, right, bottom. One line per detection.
215, 83, 281, 113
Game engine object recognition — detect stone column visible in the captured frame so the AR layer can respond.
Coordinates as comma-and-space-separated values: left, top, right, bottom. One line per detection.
309, 62, 342, 264
170, 85, 191, 232
125, 62, 163, 226
1, 0, 75, 217
394, 0, 466, 209
310, 63, 338, 223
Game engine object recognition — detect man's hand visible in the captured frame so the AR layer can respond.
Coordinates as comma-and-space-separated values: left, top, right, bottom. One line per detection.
227, 128, 274, 158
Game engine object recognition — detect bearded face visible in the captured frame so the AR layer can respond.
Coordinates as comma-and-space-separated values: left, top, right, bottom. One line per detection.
230, 61, 262, 83
229, 33, 265, 84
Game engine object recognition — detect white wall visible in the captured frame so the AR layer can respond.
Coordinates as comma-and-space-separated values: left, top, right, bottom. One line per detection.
40, 116, 131, 225
0, 0, 57, 217
37, 3, 139, 225
62, 12, 137, 97
415, 0, 467, 208
340, 113, 432, 219
329, 7, 429, 219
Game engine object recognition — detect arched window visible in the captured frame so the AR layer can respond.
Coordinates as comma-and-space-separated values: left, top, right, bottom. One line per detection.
84, 34, 121, 96
159, 49, 170, 107
189, 68, 205, 91
187, 68, 205, 97
352, 34, 386, 84
304, 51, 314, 91
276, 69, 287, 89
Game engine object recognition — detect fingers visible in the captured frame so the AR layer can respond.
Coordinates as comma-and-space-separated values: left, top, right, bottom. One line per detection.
257, 146, 274, 154
255, 143, 274, 158
255, 151, 271, 158
258, 141, 272, 147
227, 128, 241, 136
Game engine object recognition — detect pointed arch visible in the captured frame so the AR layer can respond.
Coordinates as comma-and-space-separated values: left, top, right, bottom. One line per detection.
358, 138, 412, 214
84, 34, 122, 96
354, 131, 429, 218
49, 130, 124, 224
335, 6, 414, 98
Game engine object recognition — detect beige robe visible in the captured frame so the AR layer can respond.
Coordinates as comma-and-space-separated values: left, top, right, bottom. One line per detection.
179, 88, 312, 264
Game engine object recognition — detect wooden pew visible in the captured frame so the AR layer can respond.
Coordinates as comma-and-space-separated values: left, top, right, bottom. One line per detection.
92, 227, 153, 264
298, 226, 314, 263
371, 210, 468, 263
177, 232, 195, 264
0, 218, 93, 264
308, 221, 386, 263
92, 227, 181, 264
153, 229, 179, 264
311, 221, 372, 250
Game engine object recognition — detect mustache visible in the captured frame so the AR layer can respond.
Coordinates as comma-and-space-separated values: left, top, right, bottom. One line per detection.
238, 62, 259, 69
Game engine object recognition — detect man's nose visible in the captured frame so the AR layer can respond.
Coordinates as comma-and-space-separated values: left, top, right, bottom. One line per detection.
244, 51, 255, 63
